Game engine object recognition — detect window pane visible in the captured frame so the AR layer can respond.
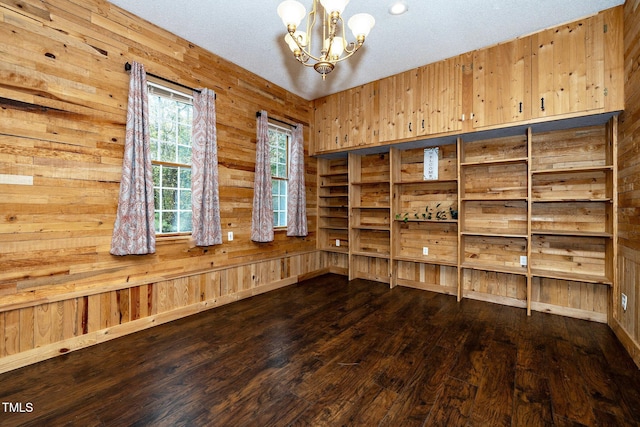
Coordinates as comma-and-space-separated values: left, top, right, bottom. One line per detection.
179, 212, 192, 233
153, 165, 161, 185
162, 189, 177, 210
178, 145, 191, 165
178, 124, 191, 147
178, 103, 191, 123
179, 168, 191, 189
179, 189, 191, 210
162, 211, 177, 233
163, 167, 178, 188
160, 141, 175, 163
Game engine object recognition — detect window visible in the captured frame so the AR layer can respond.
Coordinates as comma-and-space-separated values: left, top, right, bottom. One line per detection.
269, 123, 290, 228
148, 83, 193, 234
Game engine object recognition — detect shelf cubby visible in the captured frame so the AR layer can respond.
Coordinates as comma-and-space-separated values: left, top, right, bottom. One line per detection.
460, 161, 528, 200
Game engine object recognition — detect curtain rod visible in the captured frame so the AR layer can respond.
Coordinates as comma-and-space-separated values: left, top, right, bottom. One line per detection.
124, 62, 212, 97
256, 111, 297, 128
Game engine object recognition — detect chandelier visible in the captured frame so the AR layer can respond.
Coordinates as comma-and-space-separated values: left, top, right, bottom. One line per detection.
277, 0, 375, 79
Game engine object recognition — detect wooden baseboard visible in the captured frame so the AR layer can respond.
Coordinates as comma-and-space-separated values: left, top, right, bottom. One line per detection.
395, 279, 457, 297
463, 290, 528, 309
530, 301, 607, 323
610, 318, 640, 369
0, 275, 306, 375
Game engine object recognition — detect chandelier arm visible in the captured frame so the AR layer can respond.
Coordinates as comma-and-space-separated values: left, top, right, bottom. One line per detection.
279, 0, 373, 77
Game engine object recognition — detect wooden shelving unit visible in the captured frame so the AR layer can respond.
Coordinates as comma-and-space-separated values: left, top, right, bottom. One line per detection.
316, 116, 618, 321
458, 132, 531, 307
317, 157, 350, 275
390, 143, 459, 294
528, 122, 617, 320
349, 152, 392, 283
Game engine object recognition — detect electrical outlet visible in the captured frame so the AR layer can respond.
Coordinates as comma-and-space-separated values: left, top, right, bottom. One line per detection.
336, 239, 340, 247
520, 256, 528, 267
227, 231, 234, 241
423, 247, 429, 256
622, 293, 628, 312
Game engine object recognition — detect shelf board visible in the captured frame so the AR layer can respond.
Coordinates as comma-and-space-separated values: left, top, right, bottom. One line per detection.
461, 231, 528, 239
531, 197, 612, 203
531, 230, 613, 238
352, 225, 391, 231
460, 157, 528, 167
531, 165, 613, 175
393, 256, 457, 267
318, 226, 349, 231
352, 205, 391, 210
461, 262, 528, 276
318, 205, 347, 209
394, 218, 458, 224
394, 179, 458, 185
319, 247, 349, 254
319, 172, 348, 177
351, 180, 390, 185
351, 251, 390, 259
319, 183, 348, 187
319, 193, 349, 197
319, 215, 349, 219
530, 268, 612, 285
461, 196, 528, 202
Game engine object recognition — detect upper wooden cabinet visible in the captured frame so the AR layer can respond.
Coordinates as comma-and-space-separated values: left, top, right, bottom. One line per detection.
378, 68, 418, 142
312, 6, 623, 155
417, 55, 464, 136
472, 37, 532, 128
531, 6, 623, 119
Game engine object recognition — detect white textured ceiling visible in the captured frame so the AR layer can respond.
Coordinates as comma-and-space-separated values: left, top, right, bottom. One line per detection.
108, 0, 624, 101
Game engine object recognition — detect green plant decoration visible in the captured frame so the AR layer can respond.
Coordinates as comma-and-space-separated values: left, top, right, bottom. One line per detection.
449, 207, 458, 220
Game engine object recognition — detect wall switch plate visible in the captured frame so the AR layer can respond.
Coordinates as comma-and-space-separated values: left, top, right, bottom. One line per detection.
227, 231, 233, 241
520, 256, 528, 267
622, 293, 628, 311
423, 247, 429, 256
336, 239, 340, 247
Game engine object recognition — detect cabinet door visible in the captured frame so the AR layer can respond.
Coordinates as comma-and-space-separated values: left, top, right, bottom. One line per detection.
360, 81, 380, 145
472, 37, 532, 128
531, 13, 605, 118
378, 69, 418, 142
312, 96, 330, 154
417, 55, 463, 136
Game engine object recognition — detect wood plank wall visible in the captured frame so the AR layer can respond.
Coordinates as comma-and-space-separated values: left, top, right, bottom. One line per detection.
0, 0, 322, 373
615, 0, 640, 366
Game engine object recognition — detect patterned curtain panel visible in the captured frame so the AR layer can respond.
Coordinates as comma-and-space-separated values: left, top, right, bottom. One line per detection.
110, 61, 156, 255
287, 124, 307, 236
191, 88, 222, 246
251, 110, 274, 242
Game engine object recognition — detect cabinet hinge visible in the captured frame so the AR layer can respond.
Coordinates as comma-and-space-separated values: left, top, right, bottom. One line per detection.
604, 87, 608, 96
604, 24, 608, 33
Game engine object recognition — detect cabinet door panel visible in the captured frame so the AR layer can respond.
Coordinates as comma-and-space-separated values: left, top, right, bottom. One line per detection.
378, 69, 417, 142
472, 37, 532, 128
532, 14, 605, 118
312, 96, 330, 154
418, 56, 463, 135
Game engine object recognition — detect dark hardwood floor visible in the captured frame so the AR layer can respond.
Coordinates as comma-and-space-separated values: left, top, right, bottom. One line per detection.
1, 274, 639, 426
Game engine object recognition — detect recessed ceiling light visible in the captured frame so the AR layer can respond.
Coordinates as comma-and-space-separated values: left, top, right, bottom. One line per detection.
389, 1, 408, 15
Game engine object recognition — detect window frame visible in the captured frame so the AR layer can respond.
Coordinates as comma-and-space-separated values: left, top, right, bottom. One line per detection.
147, 80, 194, 237
268, 121, 291, 230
